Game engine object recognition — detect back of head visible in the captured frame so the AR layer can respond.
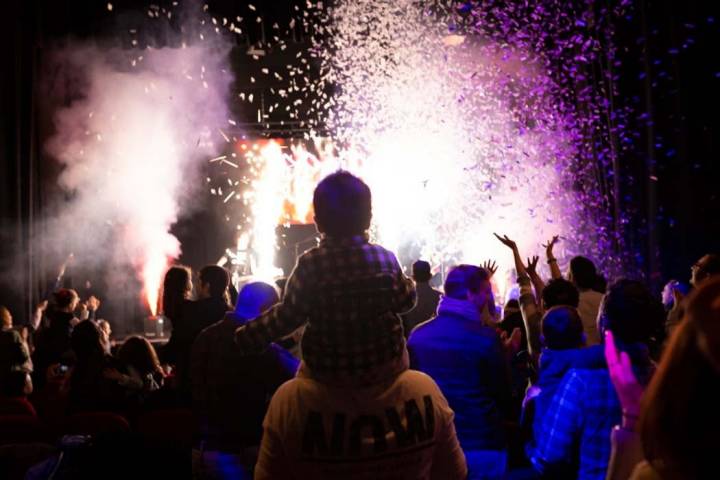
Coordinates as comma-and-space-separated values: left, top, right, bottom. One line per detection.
542, 278, 580, 309
569, 256, 598, 290
443, 264, 489, 300
542, 306, 584, 350
70, 320, 104, 361
598, 278, 664, 344
200, 265, 230, 298
503, 298, 520, 317
412, 260, 432, 283
640, 277, 720, 477
119, 336, 160, 376
54, 289, 79, 311
162, 265, 191, 317
313, 171, 372, 237
234, 282, 280, 322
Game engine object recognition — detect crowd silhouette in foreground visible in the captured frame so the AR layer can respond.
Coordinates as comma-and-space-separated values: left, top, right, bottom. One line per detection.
1, 171, 719, 479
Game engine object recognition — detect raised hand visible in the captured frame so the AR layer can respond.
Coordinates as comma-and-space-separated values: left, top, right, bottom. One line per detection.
87, 295, 101, 311
604, 330, 644, 428
525, 256, 540, 277
493, 233, 518, 251
542, 235, 560, 256
482, 260, 498, 279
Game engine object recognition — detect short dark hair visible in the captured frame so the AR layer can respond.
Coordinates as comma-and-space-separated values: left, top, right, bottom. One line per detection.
599, 279, 664, 344
199, 265, 230, 298
412, 260, 432, 283
569, 256, 599, 290
313, 171, 372, 237
444, 265, 489, 300
542, 306, 584, 350
542, 278, 579, 308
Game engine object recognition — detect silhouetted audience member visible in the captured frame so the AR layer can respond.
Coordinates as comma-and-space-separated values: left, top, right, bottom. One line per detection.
402, 260, 441, 337
191, 282, 298, 476
523, 306, 604, 456
498, 298, 527, 352
96, 319, 113, 353
409, 265, 511, 480
605, 277, 720, 480
568, 256, 605, 345
67, 320, 128, 413
690, 253, 720, 287
160, 265, 193, 363
527, 279, 663, 480
665, 254, 720, 338
115, 336, 165, 394
235, 171, 416, 385
171, 265, 232, 395
1, 305, 33, 397
32, 289, 80, 388
520, 276, 580, 364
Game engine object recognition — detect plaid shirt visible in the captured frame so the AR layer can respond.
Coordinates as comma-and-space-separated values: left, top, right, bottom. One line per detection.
527, 366, 621, 480
235, 234, 416, 380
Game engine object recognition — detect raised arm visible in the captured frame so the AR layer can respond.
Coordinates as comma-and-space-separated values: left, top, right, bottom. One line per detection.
525, 255, 545, 304
494, 233, 527, 277
235, 258, 312, 353
495, 234, 542, 362
542, 236, 562, 280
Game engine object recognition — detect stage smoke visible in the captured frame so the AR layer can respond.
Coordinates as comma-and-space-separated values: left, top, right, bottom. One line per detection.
42, 5, 232, 315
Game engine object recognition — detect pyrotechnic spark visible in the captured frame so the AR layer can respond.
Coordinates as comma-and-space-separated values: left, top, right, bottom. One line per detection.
297, 0, 629, 292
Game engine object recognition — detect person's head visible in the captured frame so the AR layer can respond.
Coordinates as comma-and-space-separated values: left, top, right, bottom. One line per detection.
232, 282, 280, 324
54, 289, 80, 313
96, 319, 112, 339
118, 336, 162, 376
162, 265, 192, 316
412, 260, 432, 283
690, 253, 720, 287
0, 305, 12, 329
661, 279, 690, 310
639, 277, 720, 478
598, 279, 664, 344
313, 171, 372, 237
568, 256, 599, 290
444, 265, 493, 311
541, 306, 585, 350
541, 278, 579, 310
70, 320, 105, 362
503, 298, 520, 318
198, 265, 230, 299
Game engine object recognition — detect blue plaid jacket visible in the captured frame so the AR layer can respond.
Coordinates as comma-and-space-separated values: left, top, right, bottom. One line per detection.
527, 366, 621, 480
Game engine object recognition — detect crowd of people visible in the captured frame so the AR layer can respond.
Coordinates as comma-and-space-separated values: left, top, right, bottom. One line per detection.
1, 170, 719, 479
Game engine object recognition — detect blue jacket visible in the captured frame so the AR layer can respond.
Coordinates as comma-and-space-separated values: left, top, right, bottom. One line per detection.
408, 311, 510, 451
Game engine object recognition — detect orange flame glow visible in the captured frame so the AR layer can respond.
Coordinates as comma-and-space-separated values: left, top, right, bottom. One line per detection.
141, 253, 168, 316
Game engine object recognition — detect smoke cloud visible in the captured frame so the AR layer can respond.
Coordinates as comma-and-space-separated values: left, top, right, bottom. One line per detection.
42, 5, 233, 315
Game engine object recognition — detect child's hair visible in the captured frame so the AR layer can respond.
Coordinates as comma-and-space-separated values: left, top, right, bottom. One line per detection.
313, 171, 372, 237
541, 305, 584, 350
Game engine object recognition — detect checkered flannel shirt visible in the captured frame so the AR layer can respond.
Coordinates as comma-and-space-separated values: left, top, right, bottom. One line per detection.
527, 367, 621, 480
235, 234, 416, 379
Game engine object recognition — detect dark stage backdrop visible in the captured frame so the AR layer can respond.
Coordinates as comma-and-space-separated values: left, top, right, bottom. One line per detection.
1, 0, 719, 326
